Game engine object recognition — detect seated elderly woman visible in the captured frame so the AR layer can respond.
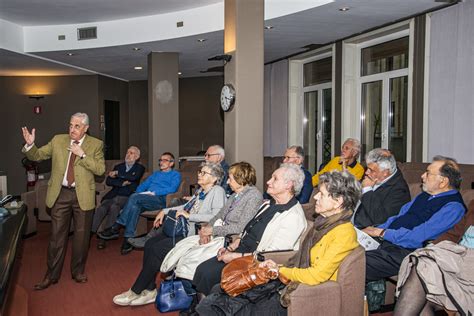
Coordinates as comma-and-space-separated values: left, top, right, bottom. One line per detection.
112, 162, 227, 307
192, 163, 308, 297
160, 161, 263, 281
196, 170, 362, 315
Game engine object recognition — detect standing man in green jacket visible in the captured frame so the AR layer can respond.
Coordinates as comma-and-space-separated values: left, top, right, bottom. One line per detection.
21, 112, 105, 290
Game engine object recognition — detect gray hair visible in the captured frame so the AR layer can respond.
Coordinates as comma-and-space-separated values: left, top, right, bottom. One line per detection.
279, 163, 305, 196
209, 145, 225, 159
366, 148, 397, 174
319, 171, 362, 212
200, 161, 224, 185
344, 138, 361, 155
71, 112, 89, 125
433, 155, 462, 190
287, 145, 305, 161
128, 146, 141, 158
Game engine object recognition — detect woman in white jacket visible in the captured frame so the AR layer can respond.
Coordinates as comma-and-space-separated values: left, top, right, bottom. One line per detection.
112, 162, 226, 307
192, 163, 308, 296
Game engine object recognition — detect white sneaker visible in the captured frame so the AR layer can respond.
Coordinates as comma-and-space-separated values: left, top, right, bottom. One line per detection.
113, 289, 140, 306
130, 289, 157, 306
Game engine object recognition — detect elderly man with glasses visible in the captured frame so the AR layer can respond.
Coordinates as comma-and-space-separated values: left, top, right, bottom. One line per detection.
99, 152, 181, 254
362, 156, 466, 282
264, 146, 312, 203
204, 145, 230, 193
352, 148, 411, 229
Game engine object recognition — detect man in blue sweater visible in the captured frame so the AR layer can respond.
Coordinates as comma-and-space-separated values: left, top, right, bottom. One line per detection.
363, 156, 466, 281
99, 152, 181, 254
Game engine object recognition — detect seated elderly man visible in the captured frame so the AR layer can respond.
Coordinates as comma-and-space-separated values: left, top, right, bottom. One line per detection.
93, 146, 145, 249
312, 138, 365, 187
99, 152, 181, 254
264, 146, 312, 203
204, 145, 231, 194
363, 156, 466, 282
353, 148, 410, 228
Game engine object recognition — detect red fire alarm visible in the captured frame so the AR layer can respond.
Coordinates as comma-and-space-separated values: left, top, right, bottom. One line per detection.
33, 105, 42, 114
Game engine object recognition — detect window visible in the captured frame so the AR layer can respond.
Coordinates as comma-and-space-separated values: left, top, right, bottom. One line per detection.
359, 36, 409, 161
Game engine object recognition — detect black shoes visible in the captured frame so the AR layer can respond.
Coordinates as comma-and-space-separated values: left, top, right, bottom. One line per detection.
98, 226, 120, 240
121, 239, 134, 255
34, 277, 58, 290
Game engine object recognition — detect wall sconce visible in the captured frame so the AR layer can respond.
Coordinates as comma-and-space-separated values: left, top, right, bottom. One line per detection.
28, 95, 45, 100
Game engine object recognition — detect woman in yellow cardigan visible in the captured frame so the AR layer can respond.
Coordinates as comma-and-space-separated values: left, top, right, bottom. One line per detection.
195, 170, 362, 315
267, 170, 361, 306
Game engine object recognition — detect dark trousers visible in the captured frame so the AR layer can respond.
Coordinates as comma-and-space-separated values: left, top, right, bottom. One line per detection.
365, 241, 414, 282
47, 187, 93, 280
91, 195, 128, 233
131, 232, 184, 294
193, 256, 226, 295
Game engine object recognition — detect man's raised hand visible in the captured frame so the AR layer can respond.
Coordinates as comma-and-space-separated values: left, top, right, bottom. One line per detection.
21, 127, 36, 146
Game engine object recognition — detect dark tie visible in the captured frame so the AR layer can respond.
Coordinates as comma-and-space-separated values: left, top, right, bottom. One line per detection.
66, 141, 80, 187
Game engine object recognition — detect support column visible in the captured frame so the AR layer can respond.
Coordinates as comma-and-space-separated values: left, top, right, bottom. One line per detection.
224, 0, 264, 189
148, 52, 179, 170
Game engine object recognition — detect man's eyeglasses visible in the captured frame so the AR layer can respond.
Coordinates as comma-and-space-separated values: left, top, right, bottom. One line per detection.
198, 170, 213, 176
424, 170, 444, 178
204, 153, 220, 158
159, 158, 173, 163
284, 156, 299, 160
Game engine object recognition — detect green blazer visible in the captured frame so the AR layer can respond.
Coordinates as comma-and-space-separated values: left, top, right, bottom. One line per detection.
23, 134, 105, 211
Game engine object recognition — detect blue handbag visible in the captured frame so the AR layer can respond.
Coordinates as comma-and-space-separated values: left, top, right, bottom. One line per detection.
162, 210, 189, 238
156, 275, 193, 313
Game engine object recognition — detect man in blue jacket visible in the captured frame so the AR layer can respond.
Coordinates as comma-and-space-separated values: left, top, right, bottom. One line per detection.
93, 146, 145, 249
363, 156, 466, 281
99, 152, 181, 254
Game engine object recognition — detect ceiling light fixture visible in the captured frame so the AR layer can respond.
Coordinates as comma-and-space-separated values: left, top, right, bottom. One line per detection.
134, 66, 143, 70
339, 7, 350, 12
132, 47, 141, 51
66, 52, 74, 56
197, 39, 207, 43
178, 72, 182, 75
264, 25, 274, 30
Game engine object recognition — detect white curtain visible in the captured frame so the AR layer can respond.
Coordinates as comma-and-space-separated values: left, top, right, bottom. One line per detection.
263, 59, 289, 157
427, 1, 474, 163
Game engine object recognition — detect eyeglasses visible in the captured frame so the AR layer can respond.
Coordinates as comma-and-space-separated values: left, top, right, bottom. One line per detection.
283, 156, 299, 160
424, 170, 444, 178
204, 153, 220, 158
198, 170, 213, 176
159, 158, 173, 163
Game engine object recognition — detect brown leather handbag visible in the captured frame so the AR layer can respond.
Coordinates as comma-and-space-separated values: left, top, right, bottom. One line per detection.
220, 255, 279, 297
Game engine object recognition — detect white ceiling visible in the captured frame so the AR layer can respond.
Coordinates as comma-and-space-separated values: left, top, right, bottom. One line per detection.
0, 0, 454, 81
0, 0, 221, 26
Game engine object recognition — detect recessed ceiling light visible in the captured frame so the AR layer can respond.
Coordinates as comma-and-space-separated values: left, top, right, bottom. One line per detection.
197, 38, 207, 43
264, 25, 274, 30
178, 72, 182, 75
339, 7, 350, 12
134, 66, 143, 70
66, 52, 74, 56
132, 47, 141, 51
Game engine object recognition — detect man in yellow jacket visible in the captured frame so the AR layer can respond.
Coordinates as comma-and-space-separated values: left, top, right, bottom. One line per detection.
312, 138, 364, 187
22, 112, 105, 289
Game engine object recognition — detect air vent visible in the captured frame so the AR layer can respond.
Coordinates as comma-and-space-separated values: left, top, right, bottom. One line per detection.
77, 27, 97, 40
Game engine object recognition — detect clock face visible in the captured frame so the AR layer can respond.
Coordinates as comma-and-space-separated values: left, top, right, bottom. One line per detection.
220, 84, 235, 112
